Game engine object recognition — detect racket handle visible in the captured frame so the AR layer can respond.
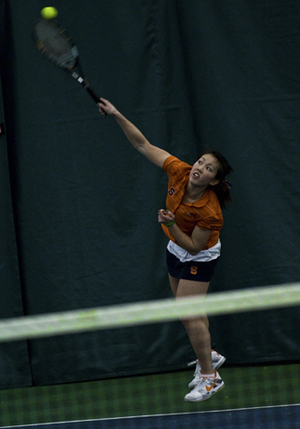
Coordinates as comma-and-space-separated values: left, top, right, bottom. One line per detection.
85, 85, 101, 104
86, 86, 107, 115
70, 72, 106, 113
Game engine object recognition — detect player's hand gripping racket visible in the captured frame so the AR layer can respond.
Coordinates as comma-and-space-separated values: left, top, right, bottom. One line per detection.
32, 17, 102, 106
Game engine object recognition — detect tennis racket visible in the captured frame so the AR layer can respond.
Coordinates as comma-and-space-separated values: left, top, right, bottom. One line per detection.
32, 17, 101, 104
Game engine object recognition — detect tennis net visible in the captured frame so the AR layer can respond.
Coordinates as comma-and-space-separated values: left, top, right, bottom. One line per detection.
0, 282, 299, 429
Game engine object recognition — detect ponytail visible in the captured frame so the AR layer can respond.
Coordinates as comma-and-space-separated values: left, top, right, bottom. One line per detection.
199, 150, 233, 209
212, 178, 233, 209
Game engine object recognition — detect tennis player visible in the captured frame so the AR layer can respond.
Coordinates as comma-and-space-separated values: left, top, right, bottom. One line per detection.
99, 98, 233, 402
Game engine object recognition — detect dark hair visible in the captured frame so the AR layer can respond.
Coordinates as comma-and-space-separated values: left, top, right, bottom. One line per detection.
199, 150, 233, 209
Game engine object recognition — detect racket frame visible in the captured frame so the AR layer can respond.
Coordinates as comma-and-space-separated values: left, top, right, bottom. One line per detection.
32, 18, 100, 104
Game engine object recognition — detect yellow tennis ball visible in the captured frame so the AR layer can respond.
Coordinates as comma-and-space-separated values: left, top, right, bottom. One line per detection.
41, 7, 58, 19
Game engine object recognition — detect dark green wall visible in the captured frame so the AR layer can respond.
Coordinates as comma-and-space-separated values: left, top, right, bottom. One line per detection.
0, 1, 32, 388
0, 0, 299, 387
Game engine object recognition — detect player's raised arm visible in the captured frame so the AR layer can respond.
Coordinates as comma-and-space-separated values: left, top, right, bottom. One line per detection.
99, 98, 171, 169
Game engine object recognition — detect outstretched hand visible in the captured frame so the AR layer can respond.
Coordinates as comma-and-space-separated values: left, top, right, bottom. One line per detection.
98, 98, 118, 116
158, 209, 175, 224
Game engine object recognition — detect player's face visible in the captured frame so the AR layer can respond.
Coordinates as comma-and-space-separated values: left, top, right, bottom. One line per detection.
189, 154, 220, 187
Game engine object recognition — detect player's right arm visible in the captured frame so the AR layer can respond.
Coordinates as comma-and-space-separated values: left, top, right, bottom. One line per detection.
99, 98, 171, 169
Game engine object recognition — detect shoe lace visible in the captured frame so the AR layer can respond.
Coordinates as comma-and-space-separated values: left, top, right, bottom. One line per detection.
187, 359, 198, 367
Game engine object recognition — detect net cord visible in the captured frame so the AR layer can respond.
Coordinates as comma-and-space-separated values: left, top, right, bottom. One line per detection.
0, 283, 299, 342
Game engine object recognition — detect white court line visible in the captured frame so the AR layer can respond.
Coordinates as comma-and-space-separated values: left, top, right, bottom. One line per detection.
2, 403, 300, 428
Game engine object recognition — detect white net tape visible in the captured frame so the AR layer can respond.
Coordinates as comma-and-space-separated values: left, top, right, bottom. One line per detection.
0, 282, 299, 342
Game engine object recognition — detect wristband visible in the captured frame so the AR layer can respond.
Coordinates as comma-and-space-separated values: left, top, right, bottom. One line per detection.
163, 220, 176, 227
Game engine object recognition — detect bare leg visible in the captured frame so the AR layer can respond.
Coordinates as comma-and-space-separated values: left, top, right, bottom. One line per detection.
168, 274, 214, 374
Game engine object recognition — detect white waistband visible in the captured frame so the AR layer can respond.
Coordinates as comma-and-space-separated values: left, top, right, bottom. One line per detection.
167, 239, 221, 262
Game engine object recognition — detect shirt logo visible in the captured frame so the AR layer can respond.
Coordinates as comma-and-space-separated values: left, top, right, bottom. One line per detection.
168, 187, 175, 196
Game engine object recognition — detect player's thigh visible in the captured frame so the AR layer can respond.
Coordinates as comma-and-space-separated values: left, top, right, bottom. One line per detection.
175, 278, 210, 298
168, 273, 180, 296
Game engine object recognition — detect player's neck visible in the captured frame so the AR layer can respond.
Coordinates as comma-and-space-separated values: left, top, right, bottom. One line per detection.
184, 183, 207, 203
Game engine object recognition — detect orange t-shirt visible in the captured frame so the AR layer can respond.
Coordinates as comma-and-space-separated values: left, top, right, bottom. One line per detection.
162, 156, 223, 250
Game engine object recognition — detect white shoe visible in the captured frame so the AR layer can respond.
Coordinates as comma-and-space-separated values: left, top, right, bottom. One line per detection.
185, 370, 224, 402
188, 350, 226, 389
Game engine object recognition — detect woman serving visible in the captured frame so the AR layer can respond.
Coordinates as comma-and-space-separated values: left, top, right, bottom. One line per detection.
99, 98, 233, 402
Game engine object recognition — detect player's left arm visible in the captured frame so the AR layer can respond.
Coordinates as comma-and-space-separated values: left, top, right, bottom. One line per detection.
158, 210, 211, 255
170, 225, 211, 255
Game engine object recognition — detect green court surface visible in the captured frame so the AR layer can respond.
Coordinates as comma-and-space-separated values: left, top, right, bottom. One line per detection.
0, 363, 299, 427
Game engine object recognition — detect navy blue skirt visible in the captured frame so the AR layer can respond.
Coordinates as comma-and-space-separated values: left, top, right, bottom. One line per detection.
166, 249, 219, 282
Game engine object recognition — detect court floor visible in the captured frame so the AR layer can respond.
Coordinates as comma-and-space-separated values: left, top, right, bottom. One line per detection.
1, 364, 299, 428
3, 405, 300, 429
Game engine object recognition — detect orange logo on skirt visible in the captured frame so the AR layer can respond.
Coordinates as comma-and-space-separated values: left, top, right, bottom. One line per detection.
190, 266, 198, 275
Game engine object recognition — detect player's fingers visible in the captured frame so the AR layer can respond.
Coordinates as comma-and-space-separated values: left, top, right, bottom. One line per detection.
99, 97, 109, 108
98, 101, 107, 115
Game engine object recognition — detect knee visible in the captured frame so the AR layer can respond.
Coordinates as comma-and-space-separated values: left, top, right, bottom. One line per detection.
180, 315, 209, 329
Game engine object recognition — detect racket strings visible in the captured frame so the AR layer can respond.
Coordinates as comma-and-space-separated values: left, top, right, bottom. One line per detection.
33, 20, 78, 69
32, 17, 101, 103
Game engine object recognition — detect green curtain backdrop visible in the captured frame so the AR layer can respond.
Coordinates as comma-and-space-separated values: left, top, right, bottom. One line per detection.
0, 1, 32, 388
0, 0, 299, 387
